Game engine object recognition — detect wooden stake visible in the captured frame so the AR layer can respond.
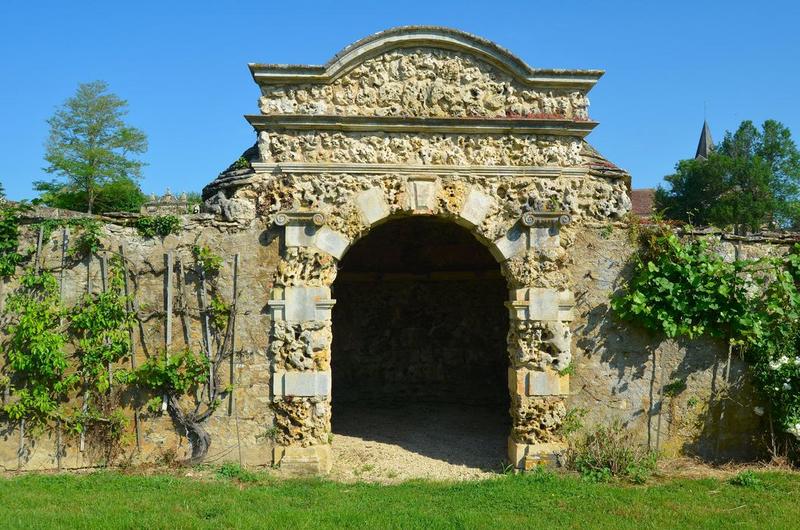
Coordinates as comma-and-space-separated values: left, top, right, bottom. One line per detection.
163, 252, 173, 411
119, 245, 136, 370
56, 420, 62, 471
228, 254, 239, 416
177, 260, 192, 347
197, 265, 214, 396
59, 228, 68, 301
100, 254, 112, 391
165, 252, 173, 352
119, 245, 141, 450
34, 225, 44, 274
17, 419, 25, 470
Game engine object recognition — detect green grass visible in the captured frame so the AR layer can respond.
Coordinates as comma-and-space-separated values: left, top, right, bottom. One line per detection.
0, 469, 798, 529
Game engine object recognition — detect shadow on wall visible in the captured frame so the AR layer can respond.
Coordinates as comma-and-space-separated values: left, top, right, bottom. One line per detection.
329, 217, 511, 471
570, 229, 765, 463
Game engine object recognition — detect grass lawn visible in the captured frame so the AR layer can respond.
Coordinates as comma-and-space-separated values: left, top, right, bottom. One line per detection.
0, 468, 798, 529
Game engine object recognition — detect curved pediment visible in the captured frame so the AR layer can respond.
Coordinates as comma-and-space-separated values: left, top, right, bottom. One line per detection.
251, 26, 602, 88
250, 26, 602, 120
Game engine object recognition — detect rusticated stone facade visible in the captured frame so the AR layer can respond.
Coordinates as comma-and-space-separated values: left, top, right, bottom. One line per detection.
218, 26, 631, 472
1, 27, 779, 475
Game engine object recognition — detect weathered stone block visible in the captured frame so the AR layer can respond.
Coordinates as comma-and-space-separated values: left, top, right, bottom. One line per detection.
405, 176, 438, 212
285, 224, 318, 247
508, 438, 565, 470
526, 371, 568, 396
313, 226, 350, 259
273, 444, 332, 475
355, 187, 390, 225
529, 226, 560, 250
272, 371, 331, 398
492, 224, 527, 261
507, 288, 574, 321
459, 187, 495, 227
268, 286, 336, 322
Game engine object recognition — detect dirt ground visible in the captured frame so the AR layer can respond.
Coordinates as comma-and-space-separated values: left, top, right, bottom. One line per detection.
329, 402, 509, 483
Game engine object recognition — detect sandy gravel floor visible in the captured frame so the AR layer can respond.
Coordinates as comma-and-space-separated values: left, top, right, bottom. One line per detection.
329, 402, 509, 483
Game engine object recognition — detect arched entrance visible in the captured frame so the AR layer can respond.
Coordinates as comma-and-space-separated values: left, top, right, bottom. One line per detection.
330, 216, 510, 474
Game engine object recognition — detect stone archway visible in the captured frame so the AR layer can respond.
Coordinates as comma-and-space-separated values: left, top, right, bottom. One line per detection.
330, 216, 510, 473
267, 183, 575, 474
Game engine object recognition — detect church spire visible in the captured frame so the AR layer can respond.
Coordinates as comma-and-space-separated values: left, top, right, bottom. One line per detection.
695, 120, 713, 159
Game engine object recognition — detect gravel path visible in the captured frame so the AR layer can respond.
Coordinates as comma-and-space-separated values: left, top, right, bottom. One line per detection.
329, 402, 509, 483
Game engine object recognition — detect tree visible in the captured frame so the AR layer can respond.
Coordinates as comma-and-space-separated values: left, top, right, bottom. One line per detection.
35, 81, 147, 214
656, 120, 800, 232
0, 181, 5, 199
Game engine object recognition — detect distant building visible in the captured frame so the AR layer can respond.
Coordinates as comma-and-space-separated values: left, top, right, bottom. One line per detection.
630, 121, 714, 218
630, 188, 656, 218
695, 120, 714, 160
140, 190, 194, 215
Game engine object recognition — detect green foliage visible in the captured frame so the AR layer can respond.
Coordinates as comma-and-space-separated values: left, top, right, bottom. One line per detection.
35, 81, 147, 214
4, 471, 800, 528
663, 379, 687, 398
1, 270, 73, 426
232, 157, 250, 171
131, 350, 209, 408
656, 120, 800, 231
34, 217, 102, 258
560, 407, 588, 437
192, 245, 222, 274
35, 176, 146, 214
215, 463, 259, 483
134, 215, 181, 238
209, 295, 230, 332
613, 222, 800, 445
0, 202, 30, 277
566, 421, 659, 484
729, 470, 764, 489
70, 259, 134, 393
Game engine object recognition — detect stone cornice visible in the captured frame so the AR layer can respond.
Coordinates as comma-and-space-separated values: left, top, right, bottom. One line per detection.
248, 26, 603, 90
245, 114, 597, 137
251, 162, 589, 178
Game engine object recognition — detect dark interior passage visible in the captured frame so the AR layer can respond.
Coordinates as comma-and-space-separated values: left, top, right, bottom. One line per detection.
331, 217, 509, 469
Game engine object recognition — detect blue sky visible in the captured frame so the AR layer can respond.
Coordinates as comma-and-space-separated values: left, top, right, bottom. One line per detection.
1, 0, 798, 200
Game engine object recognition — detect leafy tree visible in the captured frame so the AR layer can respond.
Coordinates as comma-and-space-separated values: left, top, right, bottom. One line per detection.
0, 181, 5, 199
35, 81, 147, 214
656, 120, 800, 232
35, 176, 146, 214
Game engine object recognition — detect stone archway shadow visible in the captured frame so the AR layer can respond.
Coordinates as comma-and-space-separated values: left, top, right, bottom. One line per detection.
329, 216, 511, 475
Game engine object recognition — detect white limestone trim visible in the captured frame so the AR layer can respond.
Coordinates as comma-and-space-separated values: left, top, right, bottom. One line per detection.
252, 162, 589, 179
354, 187, 391, 226
525, 371, 569, 396
459, 187, 496, 228
506, 288, 575, 321
268, 286, 336, 322
405, 175, 438, 213
249, 26, 603, 90
313, 226, 351, 260
246, 114, 596, 137
272, 370, 331, 398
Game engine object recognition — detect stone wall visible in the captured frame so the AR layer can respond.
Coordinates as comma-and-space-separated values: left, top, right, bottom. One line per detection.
0, 211, 792, 470
1, 26, 789, 473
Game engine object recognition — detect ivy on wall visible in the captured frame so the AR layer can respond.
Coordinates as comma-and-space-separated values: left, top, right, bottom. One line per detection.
0, 203, 228, 463
612, 221, 800, 449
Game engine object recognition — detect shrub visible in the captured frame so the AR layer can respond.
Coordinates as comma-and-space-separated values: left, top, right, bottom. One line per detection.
729, 470, 763, 489
134, 215, 181, 238
566, 421, 658, 483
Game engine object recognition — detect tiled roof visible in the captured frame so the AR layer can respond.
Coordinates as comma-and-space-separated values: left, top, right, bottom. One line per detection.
630, 188, 655, 217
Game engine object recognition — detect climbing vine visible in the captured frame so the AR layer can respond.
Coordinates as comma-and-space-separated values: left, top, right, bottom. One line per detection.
1, 270, 72, 429
0, 202, 31, 277
135, 215, 181, 238
612, 221, 800, 450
